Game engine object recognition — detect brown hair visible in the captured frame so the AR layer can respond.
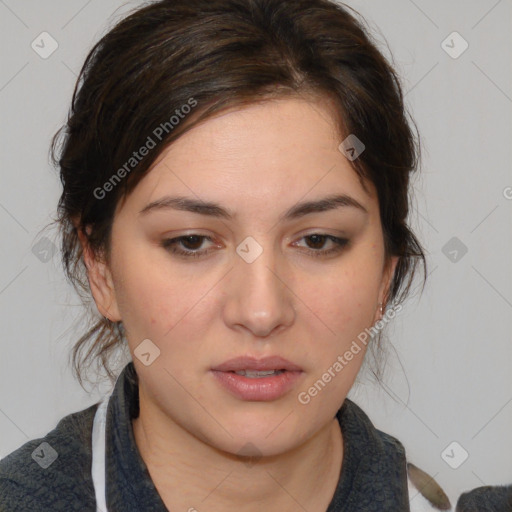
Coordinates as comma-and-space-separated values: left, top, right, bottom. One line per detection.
50, 0, 426, 387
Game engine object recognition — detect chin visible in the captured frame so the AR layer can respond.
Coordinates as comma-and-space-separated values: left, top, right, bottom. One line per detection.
218, 434, 302, 461
201, 413, 312, 459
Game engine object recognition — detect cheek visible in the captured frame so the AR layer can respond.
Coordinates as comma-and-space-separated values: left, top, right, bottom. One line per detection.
294, 253, 384, 400
307, 255, 383, 334
295, 261, 382, 409
109, 244, 182, 338
112, 248, 221, 360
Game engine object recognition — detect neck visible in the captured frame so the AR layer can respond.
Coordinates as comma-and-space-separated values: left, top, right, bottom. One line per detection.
132, 389, 343, 512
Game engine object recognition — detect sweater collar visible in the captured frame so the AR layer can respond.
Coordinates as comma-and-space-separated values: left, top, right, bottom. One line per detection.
327, 398, 410, 511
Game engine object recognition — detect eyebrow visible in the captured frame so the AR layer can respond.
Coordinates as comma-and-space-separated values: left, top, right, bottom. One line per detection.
138, 193, 368, 221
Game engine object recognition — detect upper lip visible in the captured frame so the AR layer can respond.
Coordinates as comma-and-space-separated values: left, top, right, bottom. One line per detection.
211, 356, 302, 372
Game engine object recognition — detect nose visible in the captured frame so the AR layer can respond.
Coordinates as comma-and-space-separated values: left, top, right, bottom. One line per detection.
222, 242, 296, 338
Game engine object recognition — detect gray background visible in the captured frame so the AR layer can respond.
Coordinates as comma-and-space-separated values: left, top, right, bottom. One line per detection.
0, 0, 511, 506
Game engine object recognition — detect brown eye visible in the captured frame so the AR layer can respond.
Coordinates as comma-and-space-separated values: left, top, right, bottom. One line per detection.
305, 234, 329, 249
161, 235, 215, 258
178, 235, 205, 250
295, 234, 349, 257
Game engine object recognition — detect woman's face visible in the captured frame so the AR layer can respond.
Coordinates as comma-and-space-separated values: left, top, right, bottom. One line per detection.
91, 97, 397, 457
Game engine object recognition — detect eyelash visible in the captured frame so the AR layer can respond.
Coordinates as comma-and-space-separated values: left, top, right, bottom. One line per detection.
161, 234, 349, 259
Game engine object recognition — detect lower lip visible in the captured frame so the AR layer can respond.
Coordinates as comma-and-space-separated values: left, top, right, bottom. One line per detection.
211, 370, 303, 401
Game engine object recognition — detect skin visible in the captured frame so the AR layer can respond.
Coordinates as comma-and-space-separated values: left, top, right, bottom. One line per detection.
80, 96, 398, 511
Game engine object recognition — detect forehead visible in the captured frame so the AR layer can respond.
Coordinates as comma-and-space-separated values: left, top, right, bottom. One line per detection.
117, 97, 377, 219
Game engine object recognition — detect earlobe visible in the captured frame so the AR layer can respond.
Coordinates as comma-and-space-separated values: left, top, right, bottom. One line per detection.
375, 255, 399, 322
77, 227, 122, 322
383, 255, 399, 302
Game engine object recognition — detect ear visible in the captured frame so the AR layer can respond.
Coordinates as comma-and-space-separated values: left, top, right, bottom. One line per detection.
373, 255, 399, 324
77, 227, 122, 322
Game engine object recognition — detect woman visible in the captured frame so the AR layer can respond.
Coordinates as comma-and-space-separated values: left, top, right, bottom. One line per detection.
0, 0, 469, 510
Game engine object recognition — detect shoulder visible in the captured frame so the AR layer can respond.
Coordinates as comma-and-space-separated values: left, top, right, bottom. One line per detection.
455, 484, 512, 511
341, 398, 407, 458
0, 402, 99, 511
342, 400, 453, 511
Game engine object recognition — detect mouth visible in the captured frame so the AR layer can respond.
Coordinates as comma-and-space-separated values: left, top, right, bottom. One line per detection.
211, 356, 303, 401
230, 369, 286, 378
211, 355, 303, 373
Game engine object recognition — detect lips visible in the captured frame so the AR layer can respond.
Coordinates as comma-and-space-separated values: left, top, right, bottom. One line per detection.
211, 355, 303, 401
211, 355, 303, 373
